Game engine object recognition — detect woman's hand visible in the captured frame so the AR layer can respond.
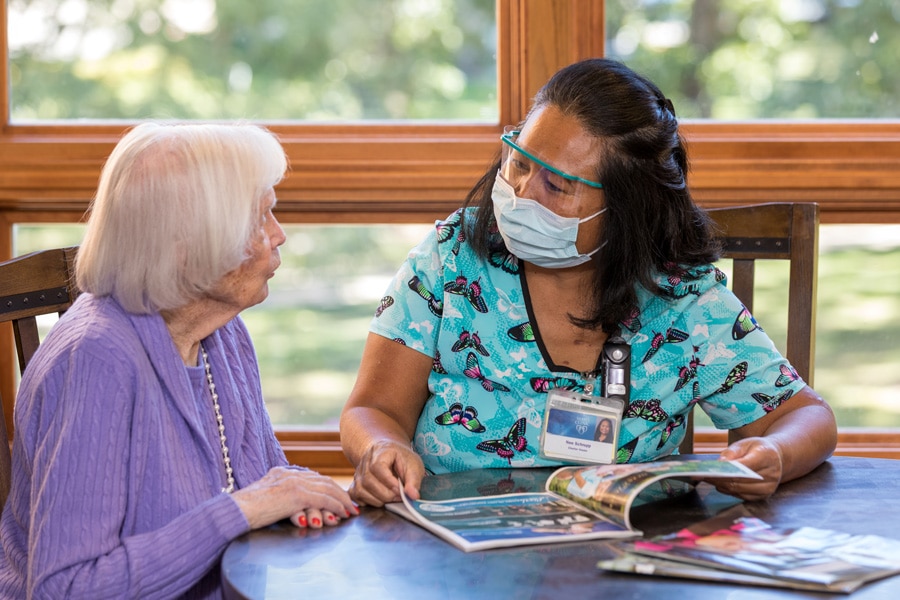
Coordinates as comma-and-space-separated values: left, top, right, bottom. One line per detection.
712, 386, 836, 501
348, 439, 426, 507
231, 466, 359, 530
340, 334, 435, 507
715, 437, 784, 501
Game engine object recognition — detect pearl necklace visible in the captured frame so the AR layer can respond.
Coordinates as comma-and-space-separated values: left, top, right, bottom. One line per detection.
201, 343, 235, 494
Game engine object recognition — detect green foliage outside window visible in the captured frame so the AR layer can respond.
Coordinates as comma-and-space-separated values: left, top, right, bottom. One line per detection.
9, 0, 497, 121
606, 0, 899, 119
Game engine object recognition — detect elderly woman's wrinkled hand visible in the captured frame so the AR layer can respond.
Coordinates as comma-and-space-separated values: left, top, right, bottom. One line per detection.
348, 439, 425, 507
232, 466, 359, 530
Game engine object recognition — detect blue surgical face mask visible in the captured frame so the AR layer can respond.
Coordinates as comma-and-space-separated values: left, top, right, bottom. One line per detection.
491, 172, 606, 269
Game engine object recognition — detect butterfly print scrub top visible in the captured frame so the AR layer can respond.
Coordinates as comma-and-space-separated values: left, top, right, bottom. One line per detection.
369, 208, 807, 474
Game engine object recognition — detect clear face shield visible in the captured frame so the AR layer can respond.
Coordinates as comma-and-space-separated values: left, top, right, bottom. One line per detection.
499, 127, 604, 210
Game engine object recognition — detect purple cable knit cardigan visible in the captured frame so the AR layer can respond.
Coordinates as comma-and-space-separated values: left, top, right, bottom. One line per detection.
0, 293, 289, 599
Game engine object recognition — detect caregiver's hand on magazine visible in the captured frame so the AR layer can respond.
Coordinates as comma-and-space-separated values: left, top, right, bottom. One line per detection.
340, 334, 434, 507
712, 386, 837, 502
348, 439, 425, 507
715, 437, 783, 501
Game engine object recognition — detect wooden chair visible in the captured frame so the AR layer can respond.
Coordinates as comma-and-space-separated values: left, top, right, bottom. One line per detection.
678, 203, 819, 454
0, 247, 80, 508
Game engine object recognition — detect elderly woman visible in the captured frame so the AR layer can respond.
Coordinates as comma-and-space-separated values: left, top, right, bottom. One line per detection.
341, 58, 837, 507
0, 123, 357, 599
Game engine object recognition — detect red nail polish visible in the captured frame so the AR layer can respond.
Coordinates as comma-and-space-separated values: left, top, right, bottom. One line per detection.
327, 514, 336, 522
298, 515, 307, 526
312, 518, 321, 526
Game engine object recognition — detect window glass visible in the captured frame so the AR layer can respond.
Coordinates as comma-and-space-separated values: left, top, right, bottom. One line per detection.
606, 0, 900, 119
807, 224, 900, 428
13, 222, 900, 429
8, 0, 497, 121
13, 222, 432, 429
242, 224, 432, 428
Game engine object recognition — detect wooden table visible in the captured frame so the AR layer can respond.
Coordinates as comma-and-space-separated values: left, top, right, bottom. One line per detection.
222, 456, 900, 599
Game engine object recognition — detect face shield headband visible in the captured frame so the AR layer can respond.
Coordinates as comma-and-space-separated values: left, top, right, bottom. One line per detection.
499, 128, 604, 198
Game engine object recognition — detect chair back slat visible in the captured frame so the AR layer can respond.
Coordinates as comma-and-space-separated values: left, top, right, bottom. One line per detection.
730, 259, 756, 313
0, 246, 80, 509
13, 317, 42, 376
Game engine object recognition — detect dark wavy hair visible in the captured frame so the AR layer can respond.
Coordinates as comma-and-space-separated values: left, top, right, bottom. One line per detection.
462, 58, 721, 333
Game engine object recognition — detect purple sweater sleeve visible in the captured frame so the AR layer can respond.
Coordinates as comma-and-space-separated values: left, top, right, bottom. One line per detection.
0, 297, 282, 599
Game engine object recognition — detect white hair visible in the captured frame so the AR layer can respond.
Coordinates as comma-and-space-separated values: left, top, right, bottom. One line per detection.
76, 122, 288, 314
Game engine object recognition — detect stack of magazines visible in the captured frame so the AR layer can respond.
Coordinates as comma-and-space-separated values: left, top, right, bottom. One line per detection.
599, 507, 900, 593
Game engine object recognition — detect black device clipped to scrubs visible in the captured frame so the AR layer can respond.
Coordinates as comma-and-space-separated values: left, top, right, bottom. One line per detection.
601, 335, 630, 403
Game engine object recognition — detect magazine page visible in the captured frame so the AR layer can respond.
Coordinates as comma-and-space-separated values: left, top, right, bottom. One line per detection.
386, 488, 638, 552
546, 459, 762, 530
619, 509, 900, 590
596, 550, 865, 593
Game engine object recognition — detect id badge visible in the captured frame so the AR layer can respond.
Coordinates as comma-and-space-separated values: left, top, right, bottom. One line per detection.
539, 389, 625, 465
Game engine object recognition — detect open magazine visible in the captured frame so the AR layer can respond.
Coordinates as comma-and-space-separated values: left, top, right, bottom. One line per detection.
599, 508, 900, 593
385, 459, 761, 552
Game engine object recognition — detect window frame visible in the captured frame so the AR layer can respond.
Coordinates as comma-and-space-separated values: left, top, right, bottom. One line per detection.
2, 1, 899, 469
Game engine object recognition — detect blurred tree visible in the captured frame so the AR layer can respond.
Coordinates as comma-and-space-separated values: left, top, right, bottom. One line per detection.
606, 0, 899, 119
9, 0, 497, 120
10, 1, 899, 120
